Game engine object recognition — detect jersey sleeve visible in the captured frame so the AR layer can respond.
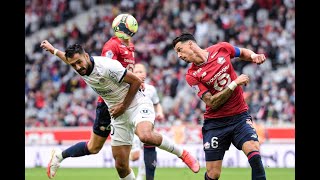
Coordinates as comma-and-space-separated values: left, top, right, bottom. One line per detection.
101, 42, 119, 60
218, 42, 240, 58
150, 85, 160, 105
186, 74, 209, 99
103, 58, 127, 83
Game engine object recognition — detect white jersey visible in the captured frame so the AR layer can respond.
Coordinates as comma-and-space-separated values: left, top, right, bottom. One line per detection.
142, 83, 160, 105
81, 56, 145, 109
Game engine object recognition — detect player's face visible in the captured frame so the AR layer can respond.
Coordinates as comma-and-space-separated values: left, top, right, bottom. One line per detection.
68, 53, 91, 76
133, 64, 146, 81
174, 41, 193, 63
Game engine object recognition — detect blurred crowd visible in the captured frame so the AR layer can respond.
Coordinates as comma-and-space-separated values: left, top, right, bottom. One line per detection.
25, 0, 295, 128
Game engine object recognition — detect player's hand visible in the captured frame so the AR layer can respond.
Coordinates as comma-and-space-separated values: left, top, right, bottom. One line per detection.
109, 103, 127, 119
40, 40, 55, 54
155, 112, 164, 121
234, 74, 249, 86
251, 54, 266, 65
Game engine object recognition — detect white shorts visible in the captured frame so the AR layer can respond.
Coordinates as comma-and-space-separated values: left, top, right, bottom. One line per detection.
110, 97, 155, 146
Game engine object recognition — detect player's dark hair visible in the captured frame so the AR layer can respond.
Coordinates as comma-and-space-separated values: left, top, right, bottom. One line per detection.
65, 44, 85, 60
172, 32, 197, 48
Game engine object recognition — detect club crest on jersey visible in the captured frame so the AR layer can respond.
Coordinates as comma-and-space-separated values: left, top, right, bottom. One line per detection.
108, 70, 119, 82
204, 142, 210, 149
105, 50, 114, 58
99, 78, 105, 83
217, 57, 226, 64
124, 51, 128, 54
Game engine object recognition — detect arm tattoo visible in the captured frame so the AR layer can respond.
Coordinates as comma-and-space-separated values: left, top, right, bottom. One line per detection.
204, 88, 234, 111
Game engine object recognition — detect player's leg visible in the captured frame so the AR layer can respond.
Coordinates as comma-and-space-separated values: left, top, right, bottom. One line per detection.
143, 145, 157, 180
205, 161, 222, 180
202, 118, 233, 179
233, 112, 266, 180
136, 148, 146, 180
129, 135, 145, 180
62, 101, 111, 156
112, 145, 135, 179
110, 108, 137, 179
47, 101, 111, 179
134, 102, 199, 173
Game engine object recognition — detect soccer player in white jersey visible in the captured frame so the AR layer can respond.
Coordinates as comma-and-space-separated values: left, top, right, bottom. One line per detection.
130, 63, 164, 180
40, 40, 200, 180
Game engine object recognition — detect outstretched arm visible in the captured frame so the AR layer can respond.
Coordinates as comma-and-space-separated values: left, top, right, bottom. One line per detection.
202, 74, 250, 111
40, 40, 68, 64
238, 48, 266, 65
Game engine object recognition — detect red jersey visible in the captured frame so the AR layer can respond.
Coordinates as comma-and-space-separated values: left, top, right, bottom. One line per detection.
186, 42, 248, 119
97, 36, 135, 103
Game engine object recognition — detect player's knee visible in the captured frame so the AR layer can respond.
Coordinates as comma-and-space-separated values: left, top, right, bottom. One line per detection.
243, 140, 260, 152
137, 133, 153, 144
115, 160, 130, 175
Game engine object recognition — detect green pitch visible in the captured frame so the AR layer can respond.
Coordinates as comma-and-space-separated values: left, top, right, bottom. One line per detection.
25, 167, 294, 180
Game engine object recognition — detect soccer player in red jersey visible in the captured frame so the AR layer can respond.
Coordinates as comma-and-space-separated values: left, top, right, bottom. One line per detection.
172, 32, 267, 180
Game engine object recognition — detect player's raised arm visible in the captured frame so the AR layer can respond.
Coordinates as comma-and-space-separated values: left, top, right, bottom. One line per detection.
202, 74, 250, 111
238, 48, 266, 65
40, 40, 68, 64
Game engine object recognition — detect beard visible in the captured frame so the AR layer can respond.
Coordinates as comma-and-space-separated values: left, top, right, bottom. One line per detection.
77, 68, 86, 76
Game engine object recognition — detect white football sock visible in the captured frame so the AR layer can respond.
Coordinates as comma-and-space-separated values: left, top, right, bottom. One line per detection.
158, 134, 183, 157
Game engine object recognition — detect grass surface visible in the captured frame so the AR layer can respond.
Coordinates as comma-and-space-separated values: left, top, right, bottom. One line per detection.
25, 167, 294, 180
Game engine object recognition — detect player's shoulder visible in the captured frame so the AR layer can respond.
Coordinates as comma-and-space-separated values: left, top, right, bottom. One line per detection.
92, 56, 119, 66
104, 37, 120, 46
144, 83, 156, 91
206, 42, 229, 50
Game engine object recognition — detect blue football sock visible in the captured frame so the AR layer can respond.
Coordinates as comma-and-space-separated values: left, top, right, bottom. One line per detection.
248, 151, 266, 180
62, 141, 91, 158
144, 146, 157, 180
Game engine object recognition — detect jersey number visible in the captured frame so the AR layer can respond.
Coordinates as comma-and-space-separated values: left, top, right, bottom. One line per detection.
214, 73, 231, 91
211, 137, 218, 148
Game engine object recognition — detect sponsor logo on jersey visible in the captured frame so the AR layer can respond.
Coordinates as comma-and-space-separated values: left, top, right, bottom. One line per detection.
124, 59, 135, 63
206, 64, 229, 85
